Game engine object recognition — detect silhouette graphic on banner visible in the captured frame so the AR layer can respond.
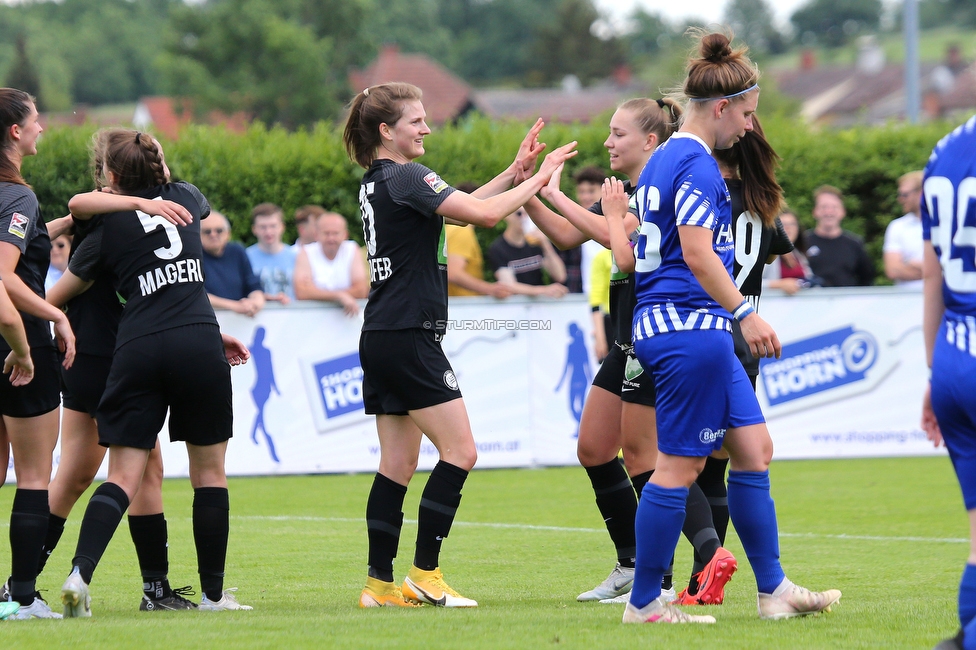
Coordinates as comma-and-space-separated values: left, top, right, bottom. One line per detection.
249, 326, 281, 463
555, 322, 591, 437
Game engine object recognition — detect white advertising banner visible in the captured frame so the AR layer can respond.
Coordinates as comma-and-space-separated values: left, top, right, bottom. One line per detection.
46, 288, 942, 482
756, 287, 940, 460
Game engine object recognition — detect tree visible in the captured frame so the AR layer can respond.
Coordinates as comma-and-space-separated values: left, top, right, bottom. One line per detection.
790, 0, 883, 48
531, 0, 626, 86
157, 0, 349, 127
723, 0, 786, 55
5, 34, 43, 108
626, 9, 673, 59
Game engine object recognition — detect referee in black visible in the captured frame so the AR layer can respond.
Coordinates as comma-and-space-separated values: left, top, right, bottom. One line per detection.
56, 129, 250, 617
343, 82, 577, 608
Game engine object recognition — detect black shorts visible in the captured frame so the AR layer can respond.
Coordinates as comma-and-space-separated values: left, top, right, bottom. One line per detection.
591, 342, 624, 396
96, 324, 232, 449
360, 329, 461, 416
619, 346, 657, 407
61, 353, 112, 417
0, 346, 60, 418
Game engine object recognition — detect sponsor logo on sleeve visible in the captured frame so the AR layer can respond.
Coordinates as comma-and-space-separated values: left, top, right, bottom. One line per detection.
423, 172, 449, 194
7, 213, 28, 239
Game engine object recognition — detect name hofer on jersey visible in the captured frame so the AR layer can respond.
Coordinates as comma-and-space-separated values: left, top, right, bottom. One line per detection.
138, 258, 204, 297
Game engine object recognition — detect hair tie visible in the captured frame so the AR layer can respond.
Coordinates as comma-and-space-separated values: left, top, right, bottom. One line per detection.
134, 131, 142, 144
363, 87, 370, 97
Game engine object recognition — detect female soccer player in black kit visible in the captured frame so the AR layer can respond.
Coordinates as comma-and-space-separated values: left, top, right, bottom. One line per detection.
56, 130, 250, 617
43, 132, 195, 612
343, 82, 577, 608
0, 87, 77, 620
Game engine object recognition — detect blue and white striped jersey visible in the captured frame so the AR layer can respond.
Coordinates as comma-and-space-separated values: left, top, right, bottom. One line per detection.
922, 114, 976, 317
632, 132, 735, 340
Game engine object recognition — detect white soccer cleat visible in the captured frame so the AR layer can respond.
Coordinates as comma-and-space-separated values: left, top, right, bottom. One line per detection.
198, 588, 253, 611
577, 563, 634, 602
60, 567, 91, 618
601, 586, 674, 605
622, 595, 716, 624
402, 567, 477, 608
757, 579, 841, 620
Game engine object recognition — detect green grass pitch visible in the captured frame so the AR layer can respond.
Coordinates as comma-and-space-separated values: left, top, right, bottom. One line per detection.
0, 456, 965, 649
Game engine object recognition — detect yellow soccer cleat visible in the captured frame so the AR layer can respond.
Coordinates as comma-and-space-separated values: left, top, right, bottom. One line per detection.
402, 567, 477, 608
359, 576, 421, 608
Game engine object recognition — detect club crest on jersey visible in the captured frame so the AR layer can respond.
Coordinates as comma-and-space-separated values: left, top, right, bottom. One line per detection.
7, 213, 28, 239
424, 172, 449, 194
443, 370, 459, 391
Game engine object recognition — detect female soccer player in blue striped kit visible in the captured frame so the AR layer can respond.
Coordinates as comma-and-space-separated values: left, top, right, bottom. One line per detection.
921, 115, 976, 650
622, 30, 841, 624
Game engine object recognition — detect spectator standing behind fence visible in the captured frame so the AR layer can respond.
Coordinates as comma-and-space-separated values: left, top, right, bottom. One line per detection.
44, 233, 71, 293
246, 203, 297, 304
292, 205, 322, 248
201, 211, 265, 317
762, 209, 816, 295
488, 207, 568, 297
804, 185, 875, 287
293, 211, 368, 316
883, 170, 924, 289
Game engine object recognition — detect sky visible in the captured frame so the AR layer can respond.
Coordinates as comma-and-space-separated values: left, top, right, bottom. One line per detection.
593, 0, 812, 32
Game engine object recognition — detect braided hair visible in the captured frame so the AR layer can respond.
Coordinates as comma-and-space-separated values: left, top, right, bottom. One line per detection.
95, 128, 168, 194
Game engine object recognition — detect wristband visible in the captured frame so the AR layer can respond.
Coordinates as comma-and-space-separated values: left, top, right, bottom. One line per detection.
732, 299, 754, 322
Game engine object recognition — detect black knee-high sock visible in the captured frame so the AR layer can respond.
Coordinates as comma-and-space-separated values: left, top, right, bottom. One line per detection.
682, 481, 721, 594
73, 482, 129, 585
697, 456, 730, 545
584, 459, 637, 568
414, 461, 468, 571
630, 470, 653, 500
192, 488, 229, 602
10, 489, 49, 605
36, 513, 66, 575
366, 473, 406, 582
129, 513, 170, 599
688, 456, 729, 594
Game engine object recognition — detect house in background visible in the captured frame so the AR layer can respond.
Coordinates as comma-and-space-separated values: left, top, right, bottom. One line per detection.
774, 38, 976, 126
349, 46, 644, 125
133, 96, 249, 140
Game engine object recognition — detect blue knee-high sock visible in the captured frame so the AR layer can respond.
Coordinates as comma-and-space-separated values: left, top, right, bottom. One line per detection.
727, 470, 786, 594
963, 615, 976, 650
961, 563, 976, 629
631, 483, 688, 610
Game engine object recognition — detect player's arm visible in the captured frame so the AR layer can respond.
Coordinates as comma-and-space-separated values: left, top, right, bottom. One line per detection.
678, 225, 780, 359
435, 143, 578, 228
920, 241, 945, 446
603, 178, 636, 274
46, 270, 94, 309
68, 191, 193, 225
472, 118, 548, 198
46, 215, 75, 240
347, 247, 369, 300
0, 281, 32, 386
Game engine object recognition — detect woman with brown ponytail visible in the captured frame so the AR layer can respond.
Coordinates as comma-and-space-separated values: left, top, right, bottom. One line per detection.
624, 30, 841, 625
55, 128, 251, 617
343, 82, 577, 608
0, 87, 76, 619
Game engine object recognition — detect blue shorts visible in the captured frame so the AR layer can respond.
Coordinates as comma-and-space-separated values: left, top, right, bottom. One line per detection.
931, 318, 976, 511
634, 329, 764, 457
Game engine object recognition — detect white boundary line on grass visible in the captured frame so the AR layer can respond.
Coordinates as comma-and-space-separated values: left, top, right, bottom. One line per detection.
233, 516, 969, 544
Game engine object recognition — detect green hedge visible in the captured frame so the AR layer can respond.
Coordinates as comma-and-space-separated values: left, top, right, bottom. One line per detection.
22, 114, 961, 283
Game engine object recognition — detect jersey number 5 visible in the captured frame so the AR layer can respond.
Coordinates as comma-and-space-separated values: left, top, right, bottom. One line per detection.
137, 211, 183, 260
925, 175, 976, 291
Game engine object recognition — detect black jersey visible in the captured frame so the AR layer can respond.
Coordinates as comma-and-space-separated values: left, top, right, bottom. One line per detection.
64, 216, 123, 358
727, 179, 793, 375
359, 159, 455, 334
0, 182, 53, 352
68, 182, 215, 350
595, 181, 639, 348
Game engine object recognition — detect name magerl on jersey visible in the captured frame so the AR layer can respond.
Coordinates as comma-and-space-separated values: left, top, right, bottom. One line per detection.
138, 259, 204, 296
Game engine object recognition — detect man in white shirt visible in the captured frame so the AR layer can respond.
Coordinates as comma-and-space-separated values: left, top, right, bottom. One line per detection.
293, 211, 368, 315
883, 170, 924, 289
